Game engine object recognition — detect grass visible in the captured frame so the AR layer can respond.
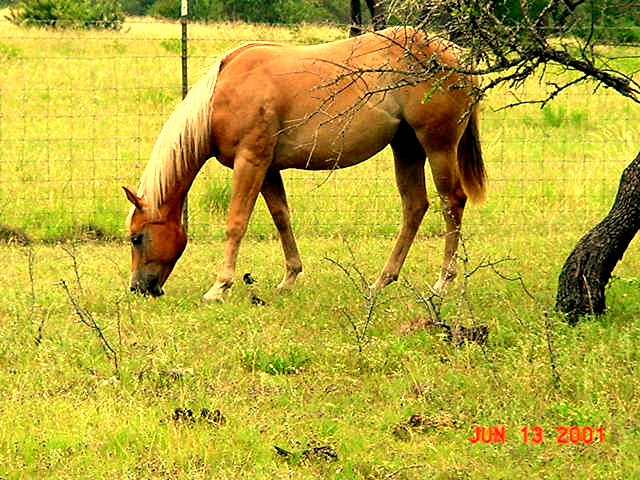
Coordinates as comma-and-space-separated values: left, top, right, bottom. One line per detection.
0, 14, 639, 479
1, 235, 640, 478
241, 347, 312, 375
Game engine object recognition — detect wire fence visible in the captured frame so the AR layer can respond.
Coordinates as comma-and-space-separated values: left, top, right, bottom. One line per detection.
0, 15, 638, 242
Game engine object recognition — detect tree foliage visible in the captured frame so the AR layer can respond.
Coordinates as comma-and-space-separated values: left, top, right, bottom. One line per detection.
573, 0, 640, 44
8, 0, 125, 30
146, 0, 220, 20
119, 0, 155, 16
127, 0, 350, 24
7, 0, 639, 42
358, 0, 640, 45
407, 0, 640, 107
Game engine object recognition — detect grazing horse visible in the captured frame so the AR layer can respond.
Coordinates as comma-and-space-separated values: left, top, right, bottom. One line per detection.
124, 26, 486, 301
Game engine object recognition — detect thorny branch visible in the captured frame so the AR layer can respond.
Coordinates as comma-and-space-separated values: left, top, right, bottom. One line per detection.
324, 245, 378, 353
418, 0, 640, 106
324, 231, 562, 385
402, 222, 561, 386
59, 279, 120, 377
325, 240, 407, 353
344, 0, 639, 109
456, 233, 561, 387
23, 246, 48, 346
61, 241, 83, 293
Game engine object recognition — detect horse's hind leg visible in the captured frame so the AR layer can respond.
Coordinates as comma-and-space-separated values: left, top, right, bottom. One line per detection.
260, 170, 302, 290
370, 131, 428, 292
428, 148, 467, 297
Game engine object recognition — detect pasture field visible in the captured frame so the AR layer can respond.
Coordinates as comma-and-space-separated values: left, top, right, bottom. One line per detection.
1, 16, 640, 479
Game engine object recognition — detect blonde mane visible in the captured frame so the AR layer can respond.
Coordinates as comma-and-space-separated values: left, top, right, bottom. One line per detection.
127, 42, 285, 228
129, 59, 221, 222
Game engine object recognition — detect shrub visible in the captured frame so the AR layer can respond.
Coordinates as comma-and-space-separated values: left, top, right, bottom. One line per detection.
571, 0, 640, 44
148, 0, 220, 21
119, 0, 155, 16
8, 0, 125, 30
144, 0, 347, 24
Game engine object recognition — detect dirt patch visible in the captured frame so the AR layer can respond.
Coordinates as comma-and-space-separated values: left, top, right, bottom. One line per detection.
392, 411, 465, 441
243, 272, 266, 305
0, 224, 31, 246
399, 316, 488, 346
274, 443, 338, 464
170, 407, 226, 427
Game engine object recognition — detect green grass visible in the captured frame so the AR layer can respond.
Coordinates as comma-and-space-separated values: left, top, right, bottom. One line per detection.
0, 15, 639, 479
1, 234, 639, 478
241, 347, 312, 375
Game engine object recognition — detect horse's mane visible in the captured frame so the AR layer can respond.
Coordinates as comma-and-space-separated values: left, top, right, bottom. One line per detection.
131, 60, 220, 220
129, 41, 285, 224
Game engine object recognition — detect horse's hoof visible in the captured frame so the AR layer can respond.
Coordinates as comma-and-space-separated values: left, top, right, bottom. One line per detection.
202, 294, 223, 303
202, 288, 224, 303
276, 280, 294, 291
202, 279, 234, 303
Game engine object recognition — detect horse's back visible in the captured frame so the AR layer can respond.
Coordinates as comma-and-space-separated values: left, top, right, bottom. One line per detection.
211, 32, 401, 169
210, 27, 474, 170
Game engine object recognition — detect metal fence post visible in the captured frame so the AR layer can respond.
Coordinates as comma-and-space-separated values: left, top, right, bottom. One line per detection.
181, 0, 189, 235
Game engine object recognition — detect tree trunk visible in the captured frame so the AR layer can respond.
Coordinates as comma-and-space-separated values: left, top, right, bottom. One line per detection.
367, 0, 385, 31
349, 0, 363, 36
556, 151, 640, 324
350, 0, 385, 37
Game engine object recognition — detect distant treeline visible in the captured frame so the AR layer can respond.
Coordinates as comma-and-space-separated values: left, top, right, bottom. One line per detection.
3, 0, 639, 44
2, 0, 352, 26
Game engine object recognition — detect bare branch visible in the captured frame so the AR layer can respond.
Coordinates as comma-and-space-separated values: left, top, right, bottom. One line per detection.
59, 279, 119, 377
410, 0, 640, 105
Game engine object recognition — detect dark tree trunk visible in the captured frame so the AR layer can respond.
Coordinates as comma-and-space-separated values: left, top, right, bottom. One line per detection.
349, 0, 363, 36
367, 0, 385, 31
556, 151, 640, 324
349, 0, 385, 37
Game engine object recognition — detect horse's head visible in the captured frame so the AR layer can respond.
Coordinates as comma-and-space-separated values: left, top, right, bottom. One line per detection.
123, 187, 187, 297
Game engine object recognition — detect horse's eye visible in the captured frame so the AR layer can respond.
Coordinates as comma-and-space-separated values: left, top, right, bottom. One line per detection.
130, 233, 144, 246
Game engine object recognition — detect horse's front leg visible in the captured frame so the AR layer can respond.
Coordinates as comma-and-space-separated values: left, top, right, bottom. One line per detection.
203, 153, 269, 302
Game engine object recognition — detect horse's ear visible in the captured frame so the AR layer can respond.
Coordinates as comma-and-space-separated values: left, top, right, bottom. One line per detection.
123, 186, 144, 210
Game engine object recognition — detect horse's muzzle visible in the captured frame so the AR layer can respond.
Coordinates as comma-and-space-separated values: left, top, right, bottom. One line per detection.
130, 277, 165, 297
130, 286, 165, 297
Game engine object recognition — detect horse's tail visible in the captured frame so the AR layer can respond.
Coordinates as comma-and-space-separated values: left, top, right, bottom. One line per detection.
136, 58, 222, 215
457, 103, 486, 204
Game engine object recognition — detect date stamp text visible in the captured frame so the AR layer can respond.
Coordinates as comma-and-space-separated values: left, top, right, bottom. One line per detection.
468, 425, 605, 445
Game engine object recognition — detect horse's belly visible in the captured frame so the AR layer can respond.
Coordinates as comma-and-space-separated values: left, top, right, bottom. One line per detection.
273, 111, 399, 170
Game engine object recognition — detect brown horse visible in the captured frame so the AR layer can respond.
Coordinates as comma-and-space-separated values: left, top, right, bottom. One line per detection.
124, 26, 485, 301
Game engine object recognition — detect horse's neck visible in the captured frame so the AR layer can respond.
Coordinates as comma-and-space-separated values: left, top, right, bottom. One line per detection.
162, 173, 197, 221
141, 146, 208, 221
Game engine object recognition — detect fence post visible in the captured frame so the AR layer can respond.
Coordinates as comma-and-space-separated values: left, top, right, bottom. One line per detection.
181, 0, 189, 235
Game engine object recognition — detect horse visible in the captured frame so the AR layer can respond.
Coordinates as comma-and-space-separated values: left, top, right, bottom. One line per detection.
123, 26, 486, 301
